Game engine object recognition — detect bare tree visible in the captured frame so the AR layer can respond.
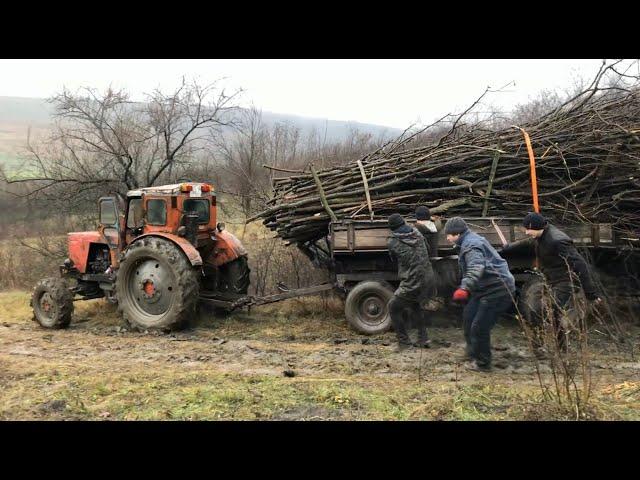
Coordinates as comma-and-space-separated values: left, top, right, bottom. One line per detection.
214, 106, 271, 221
506, 89, 564, 126
2, 78, 242, 209
264, 121, 301, 183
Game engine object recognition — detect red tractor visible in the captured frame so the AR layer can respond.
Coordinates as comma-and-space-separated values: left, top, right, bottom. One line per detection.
31, 183, 251, 331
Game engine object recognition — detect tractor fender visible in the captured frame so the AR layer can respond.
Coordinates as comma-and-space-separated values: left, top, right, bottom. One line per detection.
208, 230, 248, 267
130, 233, 203, 266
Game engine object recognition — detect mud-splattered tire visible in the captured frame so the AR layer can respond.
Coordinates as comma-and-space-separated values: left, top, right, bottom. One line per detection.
31, 277, 74, 329
517, 275, 546, 326
345, 281, 394, 335
432, 258, 460, 297
217, 256, 251, 295
116, 237, 199, 331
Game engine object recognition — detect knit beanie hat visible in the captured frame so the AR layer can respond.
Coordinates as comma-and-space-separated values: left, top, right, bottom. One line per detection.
415, 206, 431, 221
388, 213, 406, 231
522, 212, 547, 230
443, 217, 468, 235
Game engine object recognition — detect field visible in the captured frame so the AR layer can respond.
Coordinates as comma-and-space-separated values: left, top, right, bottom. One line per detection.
0, 120, 51, 178
1, 207, 639, 421
1, 290, 639, 421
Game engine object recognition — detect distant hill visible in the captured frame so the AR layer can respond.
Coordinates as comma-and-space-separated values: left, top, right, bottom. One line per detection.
0, 95, 402, 151
0, 96, 53, 126
256, 110, 401, 143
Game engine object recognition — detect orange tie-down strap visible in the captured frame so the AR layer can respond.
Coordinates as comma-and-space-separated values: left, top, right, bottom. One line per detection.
514, 126, 540, 270
518, 127, 540, 213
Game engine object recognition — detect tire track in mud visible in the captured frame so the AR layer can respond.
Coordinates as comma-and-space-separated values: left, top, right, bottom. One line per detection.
1, 318, 638, 386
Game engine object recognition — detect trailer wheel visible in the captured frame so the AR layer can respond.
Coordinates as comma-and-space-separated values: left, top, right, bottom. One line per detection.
31, 277, 74, 329
517, 275, 546, 326
345, 281, 394, 335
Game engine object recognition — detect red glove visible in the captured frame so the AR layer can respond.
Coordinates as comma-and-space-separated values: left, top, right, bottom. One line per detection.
452, 288, 470, 303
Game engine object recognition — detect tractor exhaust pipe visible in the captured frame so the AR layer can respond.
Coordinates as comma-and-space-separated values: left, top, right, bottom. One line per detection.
183, 213, 199, 246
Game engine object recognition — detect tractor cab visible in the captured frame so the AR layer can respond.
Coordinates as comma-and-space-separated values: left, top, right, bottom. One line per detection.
121, 182, 218, 248
87, 182, 225, 268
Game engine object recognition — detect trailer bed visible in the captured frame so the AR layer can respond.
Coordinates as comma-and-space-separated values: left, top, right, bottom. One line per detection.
330, 217, 615, 254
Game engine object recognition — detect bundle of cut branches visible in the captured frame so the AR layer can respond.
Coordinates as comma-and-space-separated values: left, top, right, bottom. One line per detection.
251, 64, 640, 246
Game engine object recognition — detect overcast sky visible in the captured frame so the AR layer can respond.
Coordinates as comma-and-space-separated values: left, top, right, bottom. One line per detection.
0, 59, 619, 129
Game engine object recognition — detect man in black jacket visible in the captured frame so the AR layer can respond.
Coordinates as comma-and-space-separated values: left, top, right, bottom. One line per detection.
501, 213, 602, 352
387, 213, 435, 351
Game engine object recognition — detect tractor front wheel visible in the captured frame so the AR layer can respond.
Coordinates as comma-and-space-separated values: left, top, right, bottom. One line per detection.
116, 237, 200, 331
31, 277, 74, 329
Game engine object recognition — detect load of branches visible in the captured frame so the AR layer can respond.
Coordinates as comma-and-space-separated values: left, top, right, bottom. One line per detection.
251, 61, 640, 245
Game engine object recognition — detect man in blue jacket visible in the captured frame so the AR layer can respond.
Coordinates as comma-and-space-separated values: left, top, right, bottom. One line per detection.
444, 217, 516, 371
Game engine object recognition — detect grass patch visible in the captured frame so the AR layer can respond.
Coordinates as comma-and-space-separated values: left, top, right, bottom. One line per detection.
2, 352, 639, 421
2, 289, 639, 421
0, 290, 116, 326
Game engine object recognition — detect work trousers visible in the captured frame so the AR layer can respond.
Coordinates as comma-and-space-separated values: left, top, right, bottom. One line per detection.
536, 282, 579, 351
389, 295, 429, 346
463, 289, 513, 366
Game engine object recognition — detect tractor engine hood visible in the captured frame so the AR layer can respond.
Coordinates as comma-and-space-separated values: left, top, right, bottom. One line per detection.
68, 231, 104, 273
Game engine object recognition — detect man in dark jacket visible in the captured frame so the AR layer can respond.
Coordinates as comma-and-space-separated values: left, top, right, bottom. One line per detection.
414, 206, 440, 257
445, 217, 516, 371
387, 213, 436, 351
500, 213, 602, 352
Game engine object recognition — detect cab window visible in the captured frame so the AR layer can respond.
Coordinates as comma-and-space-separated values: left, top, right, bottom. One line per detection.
147, 199, 167, 225
183, 199, 210, 224
100, 199, 117, 225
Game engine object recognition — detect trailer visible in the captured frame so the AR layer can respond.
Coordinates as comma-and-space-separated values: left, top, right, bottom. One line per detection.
204, 216, 640, 335
298, 217, 639, 334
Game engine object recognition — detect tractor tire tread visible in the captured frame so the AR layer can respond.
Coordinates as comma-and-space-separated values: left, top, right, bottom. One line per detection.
116, 237, 199, 331
31, 277, 74, 329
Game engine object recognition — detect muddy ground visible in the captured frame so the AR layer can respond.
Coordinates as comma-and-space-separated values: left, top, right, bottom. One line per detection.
1, 291, 639, 420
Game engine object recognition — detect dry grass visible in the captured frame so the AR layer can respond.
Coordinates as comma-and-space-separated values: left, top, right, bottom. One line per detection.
1, 290, 639, 421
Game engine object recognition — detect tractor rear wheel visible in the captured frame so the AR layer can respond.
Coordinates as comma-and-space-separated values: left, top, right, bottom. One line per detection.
116, 237, 200, 331
216, 256, 251, 295
31, 277, 74, 329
